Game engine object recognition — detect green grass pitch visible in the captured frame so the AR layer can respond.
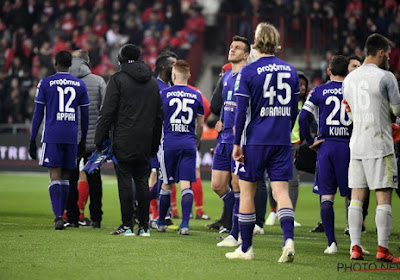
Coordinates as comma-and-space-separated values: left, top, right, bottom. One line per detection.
0, 172, 399, 280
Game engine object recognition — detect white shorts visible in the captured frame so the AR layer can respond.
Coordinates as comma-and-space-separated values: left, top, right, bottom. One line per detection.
196, 149, 201, 168
349, 154, 398, 190
79, 158, 84, 171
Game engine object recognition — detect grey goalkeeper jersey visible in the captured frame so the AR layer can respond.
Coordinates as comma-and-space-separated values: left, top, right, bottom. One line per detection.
343, 64, 400, 159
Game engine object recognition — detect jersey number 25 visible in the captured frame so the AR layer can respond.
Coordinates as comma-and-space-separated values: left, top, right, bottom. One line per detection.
169, 98, 195, 124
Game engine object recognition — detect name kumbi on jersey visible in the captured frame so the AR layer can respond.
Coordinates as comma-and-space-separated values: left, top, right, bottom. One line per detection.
49, 79, 81, 87
329, 127, 349, 136
257, 64, 291, 75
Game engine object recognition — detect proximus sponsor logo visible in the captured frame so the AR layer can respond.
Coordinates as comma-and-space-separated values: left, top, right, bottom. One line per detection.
257, 64, 291, 75
323, 88, 342, 95
166, 91, 197, 99
49, 79, 81, 87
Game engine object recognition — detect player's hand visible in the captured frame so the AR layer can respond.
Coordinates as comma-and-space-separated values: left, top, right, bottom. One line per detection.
215, 120, 223, 132
392, 123, 400, 144
342, 99, 351, 113
232, 144, 244, 164
78, 141, 86, 159
29, 141, 37, 160
309, 139, 325, 152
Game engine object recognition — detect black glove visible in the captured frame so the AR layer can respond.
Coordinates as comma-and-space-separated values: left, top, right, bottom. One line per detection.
78, 141, 86, 159
29, 141, 37, 160
95, 142, 102, 152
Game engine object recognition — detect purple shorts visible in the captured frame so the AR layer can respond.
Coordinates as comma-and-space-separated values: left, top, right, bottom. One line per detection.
237, 145, 292, 182
212, 143, 237, 173
313, 140, 350, 197
39, 142, 77, 170
160, 148, 196, 184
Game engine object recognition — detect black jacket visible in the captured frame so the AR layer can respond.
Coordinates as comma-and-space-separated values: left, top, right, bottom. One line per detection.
210, 76, 223, 116
95, 61, 163, 163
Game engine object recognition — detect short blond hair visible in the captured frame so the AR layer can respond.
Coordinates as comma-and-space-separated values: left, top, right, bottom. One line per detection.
173, 60, 190, 80
253, 22, 281, 55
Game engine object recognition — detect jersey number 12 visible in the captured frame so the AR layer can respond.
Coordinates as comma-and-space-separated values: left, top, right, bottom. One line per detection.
57, 86, 76, 113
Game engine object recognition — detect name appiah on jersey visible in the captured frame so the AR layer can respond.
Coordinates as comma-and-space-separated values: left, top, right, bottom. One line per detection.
57, 112, 75, 121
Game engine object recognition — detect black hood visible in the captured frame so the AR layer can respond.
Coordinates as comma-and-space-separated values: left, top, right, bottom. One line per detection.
120, 61, 153, 83
297, 71, 309, 91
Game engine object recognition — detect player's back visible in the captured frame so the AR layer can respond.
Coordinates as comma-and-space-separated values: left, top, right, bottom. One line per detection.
161, 85, 204, 150
235, 56, 299, 146
343, 64, 396, 159
305, 81, 352, 142
36, 72, 89, 144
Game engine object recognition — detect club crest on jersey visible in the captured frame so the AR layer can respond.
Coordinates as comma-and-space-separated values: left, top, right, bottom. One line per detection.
235, 74, 241, 91
35, 81, 42, 98
227, 90, 233, 101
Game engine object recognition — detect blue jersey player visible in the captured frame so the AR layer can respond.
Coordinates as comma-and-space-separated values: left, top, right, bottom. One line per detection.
299, 55, 352, 254
211, 35, 250, 247
29, 50, 90, 230
226, 23, 299, 261
157, 60, 204, 235
148, 51, 178, 228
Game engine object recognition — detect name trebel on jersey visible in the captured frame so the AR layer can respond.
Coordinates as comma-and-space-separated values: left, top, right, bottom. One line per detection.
171, 123, 190, 132
260, 106, 291, 117
166, 90, 197, 99
49, 79, 81, 87
257, 64, 292, 75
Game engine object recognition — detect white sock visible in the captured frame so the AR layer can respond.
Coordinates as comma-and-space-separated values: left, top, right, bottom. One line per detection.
376, 204, 392, 249
348, 200, 363, 247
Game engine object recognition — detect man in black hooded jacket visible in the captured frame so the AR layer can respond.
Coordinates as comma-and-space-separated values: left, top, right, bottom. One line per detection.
95, 44, 163, 236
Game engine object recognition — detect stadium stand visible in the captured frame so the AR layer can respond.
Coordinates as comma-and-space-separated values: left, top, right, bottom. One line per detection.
0, 0, 205, 126
1, 0, 400, 128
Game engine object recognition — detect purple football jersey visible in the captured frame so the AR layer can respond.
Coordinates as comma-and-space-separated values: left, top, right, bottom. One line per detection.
234, 56, 300, 146
303, 81, 352, 142
219, 69, 238, 144
160, 85, 204, 150
157, 77, 170, 91
35, 72, 90, 144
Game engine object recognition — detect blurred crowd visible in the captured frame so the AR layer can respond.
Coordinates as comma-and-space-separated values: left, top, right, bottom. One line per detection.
0, 0, 205, 124
2, 0, 400, 125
